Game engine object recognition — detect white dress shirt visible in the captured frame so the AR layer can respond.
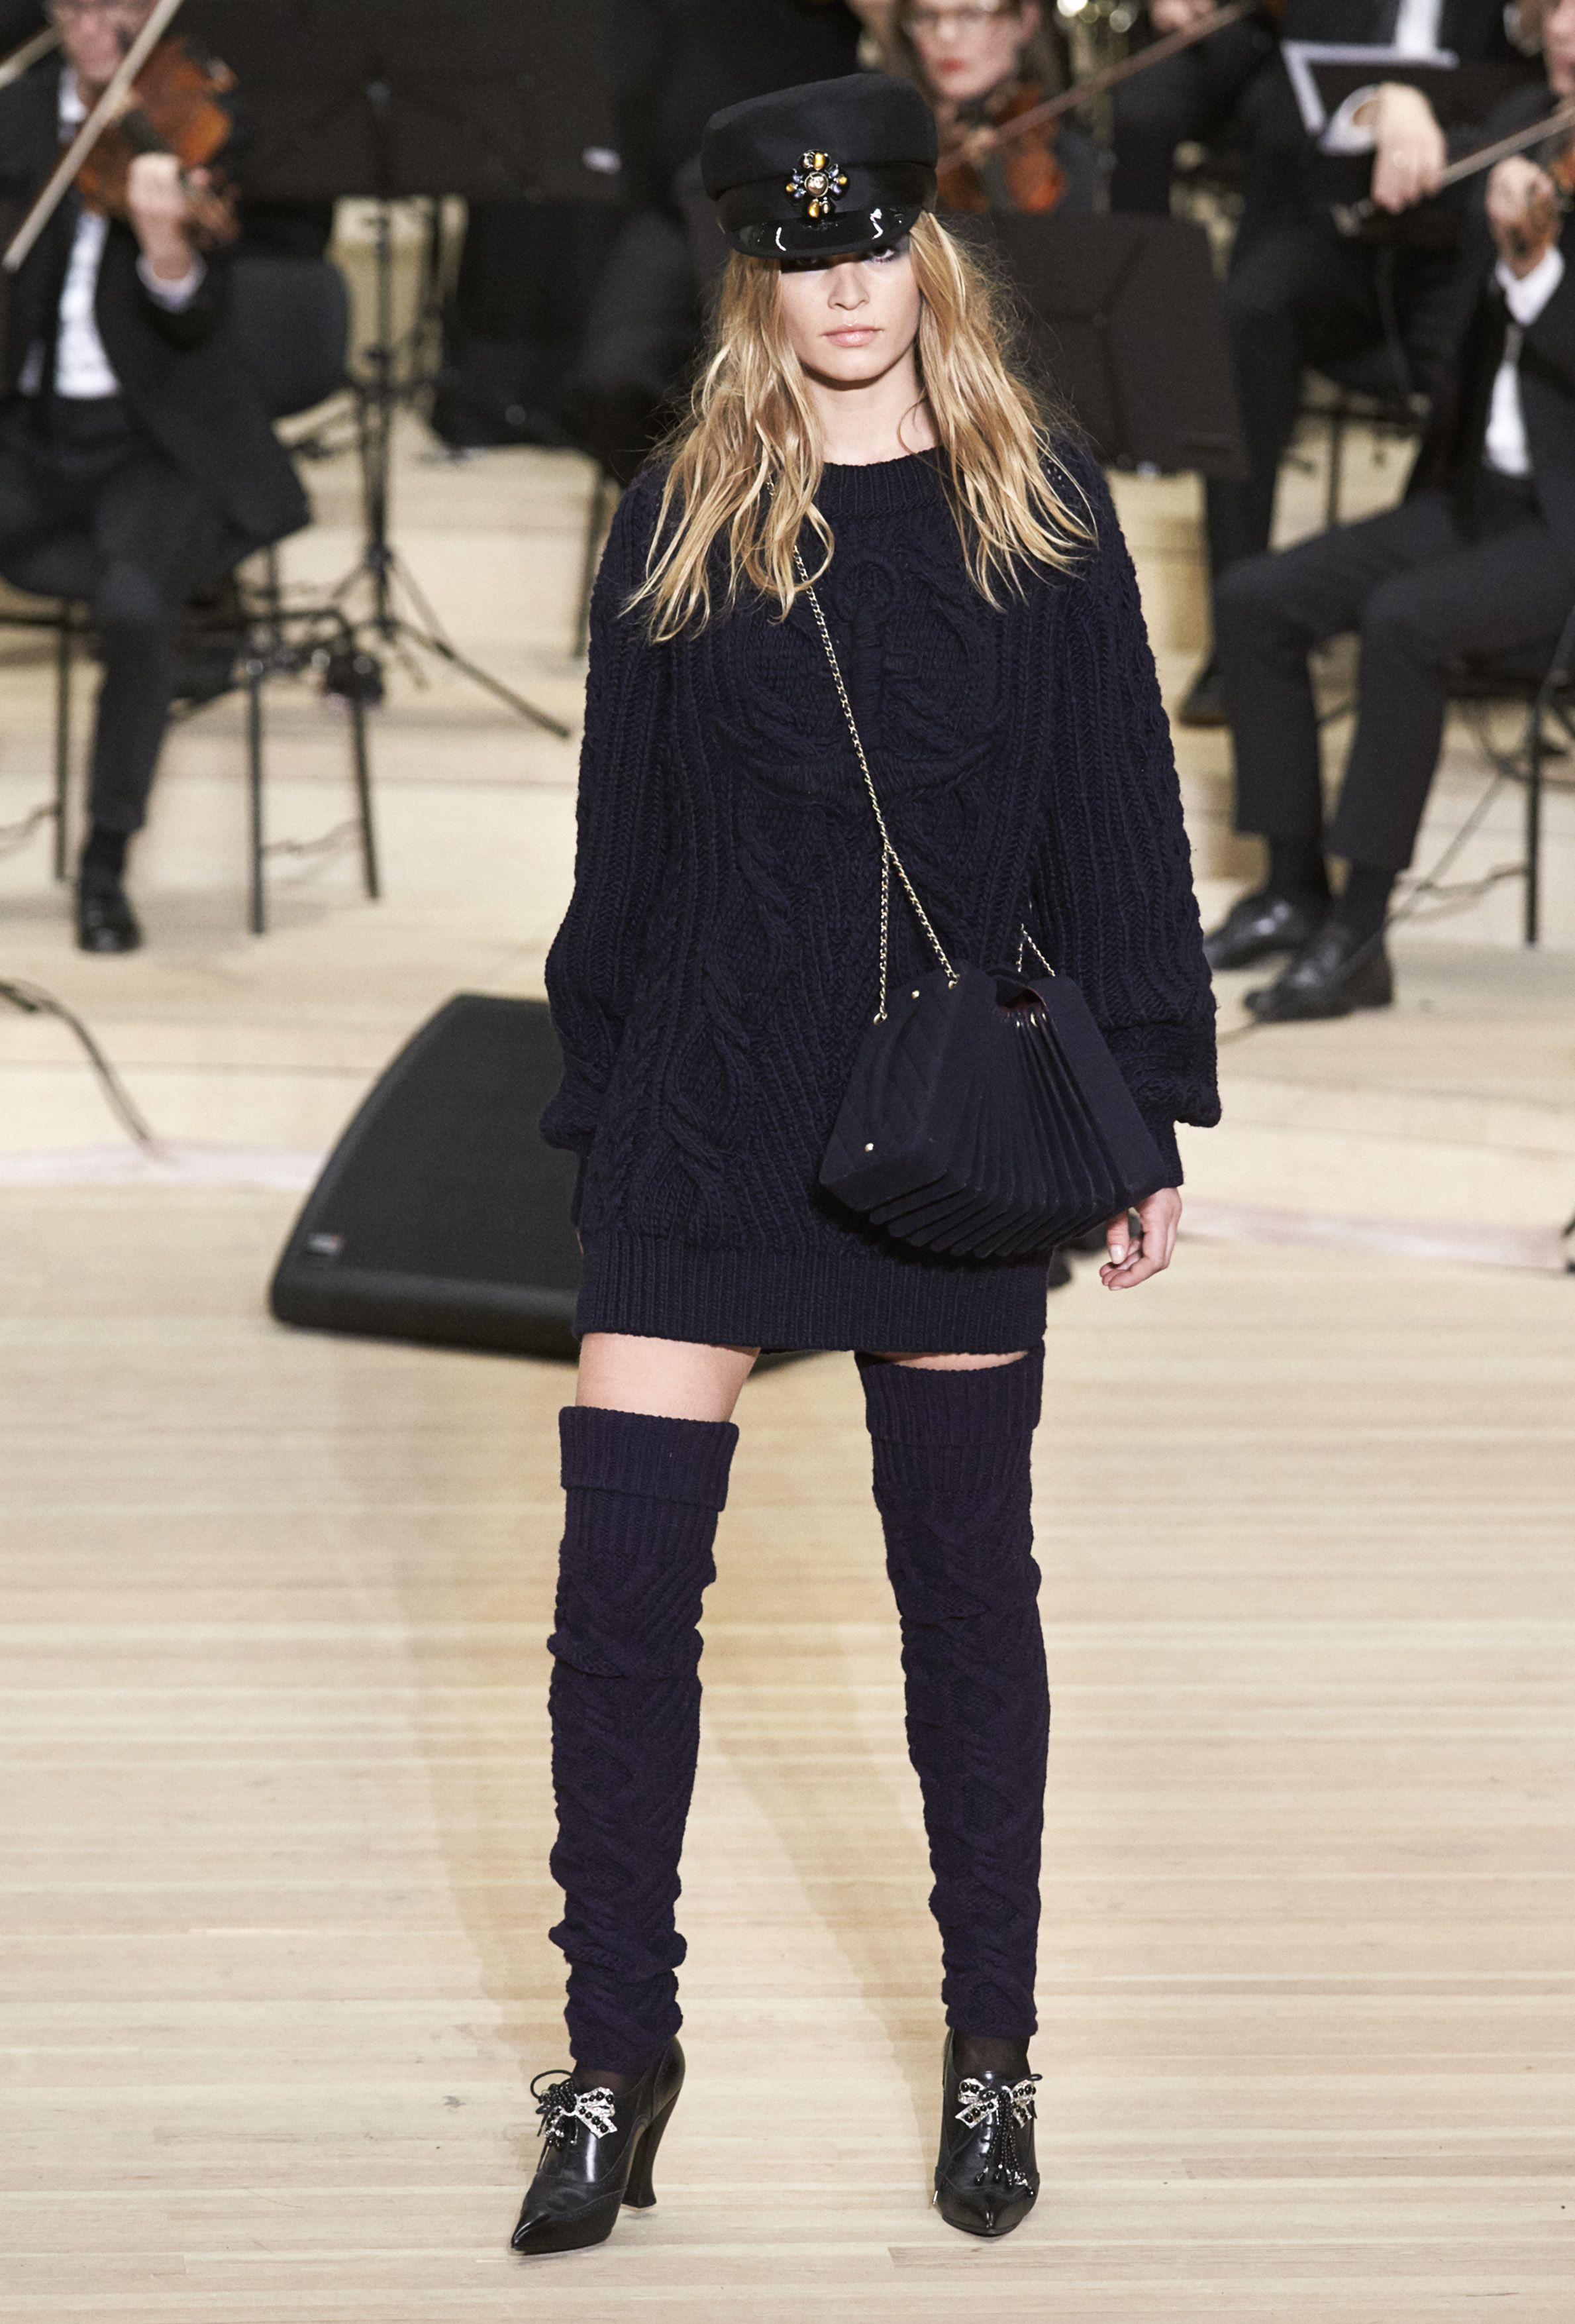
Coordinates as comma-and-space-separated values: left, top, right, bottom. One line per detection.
1321, 0, 1450, 154
19, 68, 205, 399
1483, 243, 1566, 477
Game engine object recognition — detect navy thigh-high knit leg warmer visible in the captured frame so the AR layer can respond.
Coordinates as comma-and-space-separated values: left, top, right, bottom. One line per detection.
857, 1348, 1048, 2042
548, 1404, 738, 2073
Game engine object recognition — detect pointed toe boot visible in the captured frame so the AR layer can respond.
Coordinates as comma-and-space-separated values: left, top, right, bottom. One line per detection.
510, 2038, 684, 2257
933, 2033, 1041, 2239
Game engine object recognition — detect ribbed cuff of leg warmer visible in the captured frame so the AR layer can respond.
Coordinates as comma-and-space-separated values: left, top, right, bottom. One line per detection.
560, 1404, 740, 1510
856, 1344, 1044, 1446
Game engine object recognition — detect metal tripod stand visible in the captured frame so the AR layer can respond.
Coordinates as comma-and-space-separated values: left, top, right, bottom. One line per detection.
327, 192, 569, 740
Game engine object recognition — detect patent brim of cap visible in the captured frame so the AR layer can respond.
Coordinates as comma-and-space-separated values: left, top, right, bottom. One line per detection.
725, 201, 927, 261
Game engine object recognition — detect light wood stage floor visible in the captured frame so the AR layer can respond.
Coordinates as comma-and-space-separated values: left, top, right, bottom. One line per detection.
1, 231, 1572, 2307
2, 1192, 1572, 2319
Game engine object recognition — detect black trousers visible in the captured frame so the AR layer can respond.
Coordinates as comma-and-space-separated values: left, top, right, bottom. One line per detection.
1205, 219, 1462, 580
1214, 478, 1575, 871
1108, 17, 1280, 216
0, 396, 229, 837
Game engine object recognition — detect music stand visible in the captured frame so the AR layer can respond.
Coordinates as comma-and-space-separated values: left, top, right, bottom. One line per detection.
1283, 48, 1541, 141
968, 215, 1248, 480
181, 0, 624, 736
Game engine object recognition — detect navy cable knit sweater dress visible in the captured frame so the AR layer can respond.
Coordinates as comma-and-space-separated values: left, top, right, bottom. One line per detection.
541, 443, 1219, 1354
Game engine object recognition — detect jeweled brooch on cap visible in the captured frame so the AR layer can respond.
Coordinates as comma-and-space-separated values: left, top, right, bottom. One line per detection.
786, 149, 850, 221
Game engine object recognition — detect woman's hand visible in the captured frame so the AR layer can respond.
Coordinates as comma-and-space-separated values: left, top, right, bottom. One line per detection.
1099, 1187, 1181, 1290
1364, 83, 1448, 215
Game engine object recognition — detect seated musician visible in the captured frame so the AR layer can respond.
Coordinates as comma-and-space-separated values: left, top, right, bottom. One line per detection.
1109, 0, 1284, 216
891, 0, 1100, 213
1181, 0, 1521, 725
0, 0, 307, 953
1203, 0, 1575, 1018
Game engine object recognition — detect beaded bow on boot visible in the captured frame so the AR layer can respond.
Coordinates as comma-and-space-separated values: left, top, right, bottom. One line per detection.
511, 2038, 684, 2256
933, 2032, 1041, 2238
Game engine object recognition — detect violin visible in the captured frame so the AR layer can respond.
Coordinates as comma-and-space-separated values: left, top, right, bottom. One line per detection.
3, 0, 236, 275
937, 82, 1066, 213
933, 0, 1263, 213
75, 34, 238, 247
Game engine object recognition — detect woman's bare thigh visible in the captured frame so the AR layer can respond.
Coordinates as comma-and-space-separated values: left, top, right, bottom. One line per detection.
576, 1332, 760, 1422
576, 1336, 1030, 1422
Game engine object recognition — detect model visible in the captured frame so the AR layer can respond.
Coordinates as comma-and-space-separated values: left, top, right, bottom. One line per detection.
513, 70, 1219, 2258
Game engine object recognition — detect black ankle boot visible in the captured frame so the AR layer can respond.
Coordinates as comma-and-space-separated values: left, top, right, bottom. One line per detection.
511, 2039, 684, 2256
933, 2031, 1041, 2239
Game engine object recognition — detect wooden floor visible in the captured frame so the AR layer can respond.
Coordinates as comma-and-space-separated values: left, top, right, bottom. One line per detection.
3, 1187, 1572, 2319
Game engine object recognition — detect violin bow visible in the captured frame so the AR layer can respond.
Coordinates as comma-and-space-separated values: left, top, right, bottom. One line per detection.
935, 0, 1259, 171
1334, 93, 1575, 233
0, 23, 62, 92
3, 0, 191, 274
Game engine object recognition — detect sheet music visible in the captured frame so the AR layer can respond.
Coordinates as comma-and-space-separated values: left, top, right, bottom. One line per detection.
1282, 40, 1458, 144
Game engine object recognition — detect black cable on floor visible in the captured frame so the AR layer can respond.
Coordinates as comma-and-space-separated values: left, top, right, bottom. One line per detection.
0, 978, 160, 1149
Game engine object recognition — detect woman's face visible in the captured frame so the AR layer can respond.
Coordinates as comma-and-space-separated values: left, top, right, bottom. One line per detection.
777, 245, 923, 389
905, 1, 1038, 105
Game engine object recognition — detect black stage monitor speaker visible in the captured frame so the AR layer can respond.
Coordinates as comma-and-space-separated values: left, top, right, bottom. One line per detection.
270, 994, 582, 1359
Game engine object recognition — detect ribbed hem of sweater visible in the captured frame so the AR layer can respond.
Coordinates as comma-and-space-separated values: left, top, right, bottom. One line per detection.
573, 1232, 1052, 1357
1145, 1117, 1183, 1187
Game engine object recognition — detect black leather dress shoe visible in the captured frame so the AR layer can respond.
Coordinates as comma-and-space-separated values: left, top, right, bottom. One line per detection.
511, 2040, 684, 2257
1246, 918, 1394, 1022
76, 874, 142, 955
933, 2033, 1041, 2239
1202, 887, 1323, 973
1177, 656, 1228, 727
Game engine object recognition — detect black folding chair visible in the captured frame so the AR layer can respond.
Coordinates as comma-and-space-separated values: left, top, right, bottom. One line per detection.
1300, 343, 1428, 531
1446, 607, 1575, 946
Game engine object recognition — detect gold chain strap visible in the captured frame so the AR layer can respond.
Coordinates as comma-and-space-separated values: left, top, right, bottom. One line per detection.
1016, 925, 1055, 978
793, 547, 958, 1023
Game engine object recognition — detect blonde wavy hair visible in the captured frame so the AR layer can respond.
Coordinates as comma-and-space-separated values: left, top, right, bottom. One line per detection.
629, 211, 1093, 642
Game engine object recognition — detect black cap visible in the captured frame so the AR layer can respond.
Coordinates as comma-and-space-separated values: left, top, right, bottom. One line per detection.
701, 73, 939, 262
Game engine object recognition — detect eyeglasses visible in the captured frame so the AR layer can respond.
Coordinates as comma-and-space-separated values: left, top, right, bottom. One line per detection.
906, 3, 1017, 32
48, 1, 150, 25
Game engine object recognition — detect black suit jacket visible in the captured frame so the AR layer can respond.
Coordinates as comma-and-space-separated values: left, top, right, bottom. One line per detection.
0, 0, 46, 51
1278, 0, 1517, 59
0, 58, 307, 553
1410, 84, 1575, 566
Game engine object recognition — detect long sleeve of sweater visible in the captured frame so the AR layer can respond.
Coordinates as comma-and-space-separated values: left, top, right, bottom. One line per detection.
540, 483, 669, 1159
1026, 454, 1219, 1184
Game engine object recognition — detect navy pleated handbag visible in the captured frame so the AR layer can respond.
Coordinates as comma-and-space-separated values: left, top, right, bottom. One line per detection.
798, 552, 1170, 1258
